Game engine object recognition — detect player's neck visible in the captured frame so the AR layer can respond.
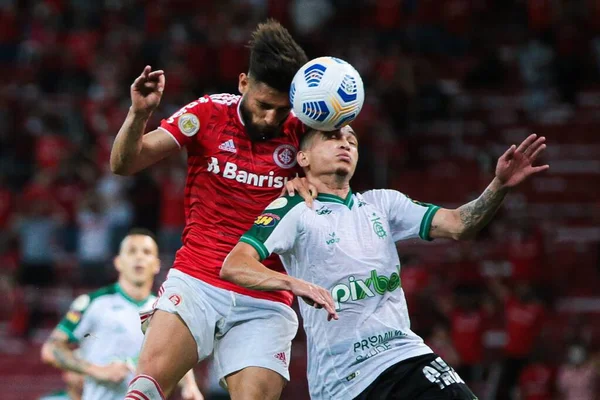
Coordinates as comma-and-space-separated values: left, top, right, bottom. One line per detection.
118, 278, 152, 301
311, 175, 351, 199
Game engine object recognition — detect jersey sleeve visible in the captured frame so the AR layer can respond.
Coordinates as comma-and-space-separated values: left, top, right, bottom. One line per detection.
158, 95, 213, 148
363, 189, 440, 242
239, 195, 305, 261
56, 294, 95, 343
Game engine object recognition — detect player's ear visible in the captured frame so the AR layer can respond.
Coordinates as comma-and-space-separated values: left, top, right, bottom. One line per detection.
238, 73, 249, 95
113, 255, 122, 274
297, 150, 309, 168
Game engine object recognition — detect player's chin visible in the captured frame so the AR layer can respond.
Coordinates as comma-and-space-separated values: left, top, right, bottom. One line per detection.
333, 165, 352, 177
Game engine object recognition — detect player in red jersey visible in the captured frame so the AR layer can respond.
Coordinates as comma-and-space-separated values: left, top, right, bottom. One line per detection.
111, 21, 319, 400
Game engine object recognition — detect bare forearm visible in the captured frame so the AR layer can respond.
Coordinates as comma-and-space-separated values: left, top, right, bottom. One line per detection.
457, 177, 508, 239
179, 369, 197, 388
46, 342, 92, 375
110, 108, 150, 175
221, 254, 293, 292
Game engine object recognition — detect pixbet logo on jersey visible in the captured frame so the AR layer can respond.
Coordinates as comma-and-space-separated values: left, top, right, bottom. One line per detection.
207, 157, 290, 188
331, 265, 401, 310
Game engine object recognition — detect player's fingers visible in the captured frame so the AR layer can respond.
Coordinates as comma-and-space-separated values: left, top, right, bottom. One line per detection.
320, 289, 338, 319
147, 70, 164, 79
157, 74, 166, 92
529, 143, 547, 162
142, 65, 151, 78
516, 133, 538, 153
308, 183, 318, 199
285, 181, 295, 197
131, 75, 145, 90
297, 187, 313, 208
500, 144, 516, 161
524, 136, 545, 157
530, 164, 550, 174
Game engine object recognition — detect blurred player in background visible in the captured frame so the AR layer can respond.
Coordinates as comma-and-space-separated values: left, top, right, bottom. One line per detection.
39, 371, 83, 400
222, 128, 549, 399
41, 229, 202, 400
110, 19, 315, 400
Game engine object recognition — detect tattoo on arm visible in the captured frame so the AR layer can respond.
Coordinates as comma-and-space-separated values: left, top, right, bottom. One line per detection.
48, 334, 90, 374
457, 183, 508, 237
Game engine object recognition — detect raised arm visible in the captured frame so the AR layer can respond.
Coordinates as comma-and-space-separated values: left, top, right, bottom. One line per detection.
41, 329, 130, 383
222, 242, 338, 320
429, 134, 549, 240
110, 66, 179, 175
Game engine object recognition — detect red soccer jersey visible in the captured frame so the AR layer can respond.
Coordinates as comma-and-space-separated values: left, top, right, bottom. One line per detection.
519, 363, 554, 400
505, 296, 545, 357
451, 309, 484, 365
159, 93, 304, 305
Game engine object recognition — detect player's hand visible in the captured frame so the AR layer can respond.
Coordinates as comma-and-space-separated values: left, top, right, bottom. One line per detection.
495, 134, 549, 189
289, 278, 338, 321
89, 362, 132, 384
181, 384, 204, 400
130, 65, 165, 117
281, 176, 318, 208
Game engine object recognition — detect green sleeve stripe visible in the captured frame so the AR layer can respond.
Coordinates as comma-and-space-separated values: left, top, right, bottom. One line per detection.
56, 324, 79, 343
419, 205, 440, 241
240, 235, 270, 261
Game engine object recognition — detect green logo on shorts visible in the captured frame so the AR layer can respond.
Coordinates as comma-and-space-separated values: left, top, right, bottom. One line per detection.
330, 265, 401, 310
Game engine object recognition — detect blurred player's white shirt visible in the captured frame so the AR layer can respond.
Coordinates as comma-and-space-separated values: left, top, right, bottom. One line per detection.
241, 190, 440, 399
57, 284, 156, 400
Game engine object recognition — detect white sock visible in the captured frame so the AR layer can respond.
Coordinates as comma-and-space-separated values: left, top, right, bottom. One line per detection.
125, 374, 165, 400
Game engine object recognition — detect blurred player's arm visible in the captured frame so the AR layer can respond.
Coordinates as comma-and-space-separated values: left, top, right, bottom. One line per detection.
111, 66, 179, 175
429, 134, 548, 240
178, 369, 204, 400
222, 243, 338, 320
41, 329, 131, 383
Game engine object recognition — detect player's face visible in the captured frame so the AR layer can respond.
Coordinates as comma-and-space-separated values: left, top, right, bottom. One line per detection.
300, 126, 359, 178
114, 235, 160, 287
238, 74, 291, 140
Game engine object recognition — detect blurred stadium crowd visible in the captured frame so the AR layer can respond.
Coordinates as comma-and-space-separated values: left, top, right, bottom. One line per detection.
1, 0, 600, 399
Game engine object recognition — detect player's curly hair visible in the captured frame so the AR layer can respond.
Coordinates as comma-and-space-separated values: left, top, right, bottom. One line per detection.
247, 19, 308, 93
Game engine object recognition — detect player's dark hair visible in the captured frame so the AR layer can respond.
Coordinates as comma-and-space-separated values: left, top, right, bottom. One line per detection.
247, 19, 308, 93
126, 227, 157, 244
300, 128, 320, 151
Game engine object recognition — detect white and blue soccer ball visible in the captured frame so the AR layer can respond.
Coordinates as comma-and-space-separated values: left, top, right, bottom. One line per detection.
290, 56, 364, 131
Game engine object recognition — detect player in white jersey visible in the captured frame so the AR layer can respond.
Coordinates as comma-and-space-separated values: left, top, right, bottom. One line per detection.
221, 127, 549, 399
41, 229, 203, 400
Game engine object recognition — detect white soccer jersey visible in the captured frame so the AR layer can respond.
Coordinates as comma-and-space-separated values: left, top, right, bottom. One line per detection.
57, 284, 156, 400
241, 189, 440, 400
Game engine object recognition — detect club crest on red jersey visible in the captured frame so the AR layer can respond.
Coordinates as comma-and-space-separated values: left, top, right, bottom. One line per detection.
273, 144, 297, 169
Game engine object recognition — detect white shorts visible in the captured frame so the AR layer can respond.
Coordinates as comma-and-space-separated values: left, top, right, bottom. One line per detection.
144, 269, 299, 382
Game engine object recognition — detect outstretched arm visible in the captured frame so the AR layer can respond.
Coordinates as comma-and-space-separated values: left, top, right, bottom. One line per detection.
429, 134, 549, 240
222, 243, 338, 320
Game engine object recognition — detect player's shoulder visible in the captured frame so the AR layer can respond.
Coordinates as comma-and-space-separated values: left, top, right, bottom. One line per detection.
209, 93, 241, 107
72, 284, 118, 311
261, 195, 306, 218
359, 189, 404, 203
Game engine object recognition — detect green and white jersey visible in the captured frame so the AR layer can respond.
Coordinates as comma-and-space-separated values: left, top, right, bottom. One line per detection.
241, 189, 440, 400
56, 283, 156, 400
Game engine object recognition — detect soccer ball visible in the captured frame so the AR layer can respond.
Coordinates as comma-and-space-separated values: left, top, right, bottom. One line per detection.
290, 56, 364, 131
